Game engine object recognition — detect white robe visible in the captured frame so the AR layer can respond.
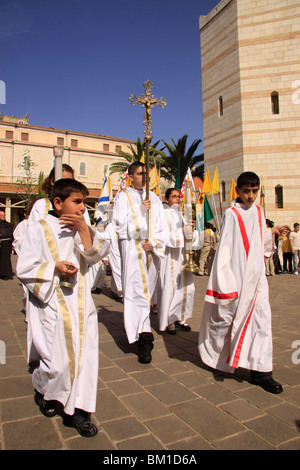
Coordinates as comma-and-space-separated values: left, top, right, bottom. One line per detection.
91, 259, 107, 291
16, 214, 110, 415
105, 222, 123, 298
158, 206, 200, 331
199, 202, 273, 373
112, 188, 168, 343
12, 219, 28, 256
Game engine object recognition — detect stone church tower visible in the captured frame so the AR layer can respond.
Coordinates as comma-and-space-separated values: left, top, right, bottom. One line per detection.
199, 0, 300, 225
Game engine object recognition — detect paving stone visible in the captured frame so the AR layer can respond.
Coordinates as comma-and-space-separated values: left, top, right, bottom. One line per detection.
106, 378, 144, 396
0, 376, 33, 400
146, 380, 198, 405
170, 398, 245, 441
101, 416, 149, 442
100, 366, 128, 382
167, 435, 215, 450
66, 431, 116, 450
265, 402, 300, 429
144, 414, 196, 444
130, 368, 170, 386
3, 416, 63, 450
236, 385, 284, 409
1, 396, 40, 422
191, 383, 237, 405
245, 415, 300, 446
213, 430, 276, 450
94, 388, 132, 422
121, 392, 170, 420
221, 398, 265, 422
116, 434, 165, 450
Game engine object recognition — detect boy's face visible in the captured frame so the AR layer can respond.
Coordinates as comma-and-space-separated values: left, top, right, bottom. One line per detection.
53, 192, 86, 216
236, 184, 260, 207
129, 166, 146, 190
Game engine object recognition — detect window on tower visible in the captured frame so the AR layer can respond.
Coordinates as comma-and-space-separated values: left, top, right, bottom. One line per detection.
271, 91, 279, 115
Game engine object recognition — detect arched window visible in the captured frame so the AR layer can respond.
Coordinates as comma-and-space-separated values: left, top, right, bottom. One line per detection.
79, 162, 86, 176
221, 181, 226, 202
275, 184, 283, 208
271, 91, 279, 115
218, 96, 224, 117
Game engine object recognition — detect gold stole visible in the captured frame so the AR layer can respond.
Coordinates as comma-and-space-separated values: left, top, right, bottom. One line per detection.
36, 219, 85, 389
124, 190, 151, 307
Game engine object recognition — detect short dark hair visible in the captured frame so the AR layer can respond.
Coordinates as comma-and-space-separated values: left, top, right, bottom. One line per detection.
165, 188, 180, 200
128, 161, 145, 176
50, 178, 89, 204
237, 171, 260, 188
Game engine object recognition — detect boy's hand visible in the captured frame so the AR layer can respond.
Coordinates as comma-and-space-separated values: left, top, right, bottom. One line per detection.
141, 199, 151, 213
59, 211, 86, 230
59, 211, 93, 251
141, 240, 153, 252
55, 261, 78, 278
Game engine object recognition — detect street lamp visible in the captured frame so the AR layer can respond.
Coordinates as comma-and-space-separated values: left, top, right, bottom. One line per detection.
53, 146, 64, 181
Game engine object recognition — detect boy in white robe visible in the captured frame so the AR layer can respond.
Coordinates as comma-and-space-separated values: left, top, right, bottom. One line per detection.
158, 188, 200, 334
28, 164, 91, 227
16, 179, 110, 437
112, 162, 167, 363
105, 222, 123, 301
199, 172, 287, 394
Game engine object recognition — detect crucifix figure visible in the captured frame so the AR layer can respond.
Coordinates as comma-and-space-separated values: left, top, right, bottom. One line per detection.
129, 80, 167, 201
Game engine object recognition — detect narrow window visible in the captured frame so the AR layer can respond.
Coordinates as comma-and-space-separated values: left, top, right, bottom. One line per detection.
218, 96, 223, 117
221, 181, 226, 202
71, 139, 78, 148
79, 162, 86, 176
5, 130, 13, 139
21, 132, 29, 142
57, 137, 64, 146
115, 145, 122, 152
103, 143, 109, 152
271, 91, 279, 115
275, 184, 283, 208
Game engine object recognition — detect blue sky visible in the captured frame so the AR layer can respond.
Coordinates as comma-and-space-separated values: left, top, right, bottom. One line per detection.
0, 0, 218, 153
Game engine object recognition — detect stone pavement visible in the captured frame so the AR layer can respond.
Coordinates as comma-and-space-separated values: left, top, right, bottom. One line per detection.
0, 255, 300, 451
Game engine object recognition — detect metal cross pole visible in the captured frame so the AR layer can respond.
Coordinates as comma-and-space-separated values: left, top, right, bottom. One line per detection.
129, 80, 167, 201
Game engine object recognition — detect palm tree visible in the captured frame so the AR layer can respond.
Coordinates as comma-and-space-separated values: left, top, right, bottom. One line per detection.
159, 134, 204, 186
109, 137, 165, 177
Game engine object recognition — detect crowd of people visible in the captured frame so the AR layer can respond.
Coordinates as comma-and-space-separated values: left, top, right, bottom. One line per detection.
0, 164, 296, 438
264, 219, 300, 276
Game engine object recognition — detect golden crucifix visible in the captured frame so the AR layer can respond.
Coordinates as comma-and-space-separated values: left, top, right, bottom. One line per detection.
129, 80, 167, 200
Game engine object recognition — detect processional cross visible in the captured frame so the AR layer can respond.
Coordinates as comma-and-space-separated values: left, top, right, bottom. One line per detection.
129, 80, 167, 200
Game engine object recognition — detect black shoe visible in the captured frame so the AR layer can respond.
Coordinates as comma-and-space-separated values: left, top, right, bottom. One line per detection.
91, 288, 102, 294
175, 321, 191, 331
252, 377, 283, 394
137, 332, 154, 364
63, 409, 98, 438
167, 327, 176, 335
35, 390, 57, 417
75, 420, 98, 437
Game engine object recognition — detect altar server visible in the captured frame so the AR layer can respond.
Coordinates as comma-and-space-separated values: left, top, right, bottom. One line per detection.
199, 172, 287, 394
112, 162, 167, 363
16, 179, 110, 436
